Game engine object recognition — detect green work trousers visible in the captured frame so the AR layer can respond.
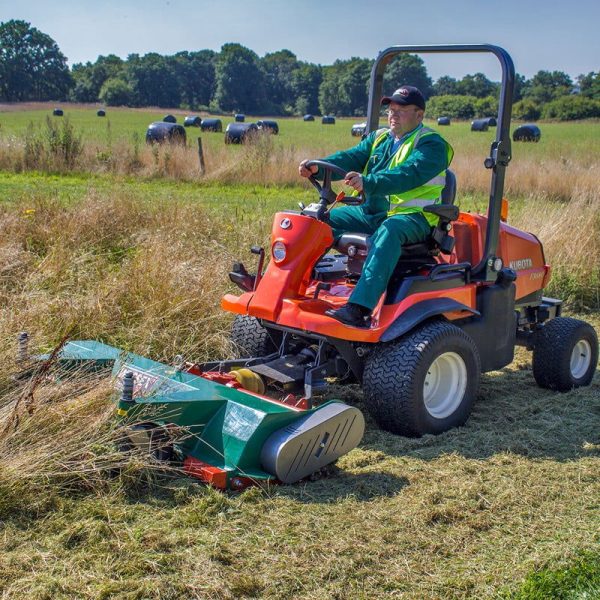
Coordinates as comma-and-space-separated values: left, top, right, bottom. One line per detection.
329, 205, 432, 310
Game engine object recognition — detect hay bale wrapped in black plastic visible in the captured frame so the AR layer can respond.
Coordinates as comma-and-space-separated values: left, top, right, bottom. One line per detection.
163, 114, 177, 123
224, 122, 259, 144
471, 118, 489, 132
513, 124, 541, 142
257, 120, 279, 134
303, 114, 314, 121
97, 109, 106, 117
351, 122, 366, 136
184, 115, 202, 127
52, 108, 63, 116
234, 114, 245, 122
484, 116, 497, 127
437, 116, 451, 126
145, 122, 187, 145
322, 115, 335, 124
200, 118, 223, 132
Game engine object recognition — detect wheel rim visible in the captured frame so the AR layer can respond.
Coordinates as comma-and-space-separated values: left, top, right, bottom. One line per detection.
423, 351, 468, 419
570, 339, 592, 380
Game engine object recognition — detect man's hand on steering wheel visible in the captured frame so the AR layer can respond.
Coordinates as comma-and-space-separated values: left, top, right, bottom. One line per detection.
299, 159, 318, 178
299, 159, 365, 206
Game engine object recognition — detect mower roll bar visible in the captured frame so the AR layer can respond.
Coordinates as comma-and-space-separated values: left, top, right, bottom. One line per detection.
367, 44, 515, 282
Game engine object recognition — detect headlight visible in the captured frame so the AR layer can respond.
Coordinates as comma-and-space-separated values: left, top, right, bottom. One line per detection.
272, 241, 287, 263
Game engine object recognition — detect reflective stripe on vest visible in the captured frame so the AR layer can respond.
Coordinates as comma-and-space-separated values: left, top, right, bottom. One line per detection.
367, 125, 454, 226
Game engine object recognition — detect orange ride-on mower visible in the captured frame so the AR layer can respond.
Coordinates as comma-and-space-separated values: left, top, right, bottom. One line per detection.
219, 44, 598, 437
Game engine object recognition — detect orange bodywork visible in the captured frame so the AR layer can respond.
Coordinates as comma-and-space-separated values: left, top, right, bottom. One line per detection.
222, 210, 550, 343
453, 213, 551, 297
246, 213, 333, 321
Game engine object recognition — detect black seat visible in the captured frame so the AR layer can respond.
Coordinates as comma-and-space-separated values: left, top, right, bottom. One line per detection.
335, 169, 458, 276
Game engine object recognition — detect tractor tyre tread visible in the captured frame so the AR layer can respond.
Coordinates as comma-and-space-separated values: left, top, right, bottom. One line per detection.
362, 320, 480, 437
230, 315, 280, 358
532, 317, 598, 391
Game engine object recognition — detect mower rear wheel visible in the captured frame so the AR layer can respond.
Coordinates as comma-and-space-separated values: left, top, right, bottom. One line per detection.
230, 315, 281, 358
532, 317, 598, 391
362, 320, 480, 437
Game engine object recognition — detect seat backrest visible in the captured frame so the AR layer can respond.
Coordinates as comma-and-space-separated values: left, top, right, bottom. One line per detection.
440, 169, 456, 205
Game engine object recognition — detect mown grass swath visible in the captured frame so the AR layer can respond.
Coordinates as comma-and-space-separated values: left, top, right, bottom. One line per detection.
0, 104, 598, 598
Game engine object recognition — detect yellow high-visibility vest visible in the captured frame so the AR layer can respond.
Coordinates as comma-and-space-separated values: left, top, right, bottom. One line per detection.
365, 125, 454, 226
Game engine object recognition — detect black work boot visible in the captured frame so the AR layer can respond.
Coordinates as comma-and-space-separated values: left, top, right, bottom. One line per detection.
325, 302, 371, 328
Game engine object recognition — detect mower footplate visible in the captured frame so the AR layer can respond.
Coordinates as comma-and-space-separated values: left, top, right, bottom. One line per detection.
249, 354, 312, 385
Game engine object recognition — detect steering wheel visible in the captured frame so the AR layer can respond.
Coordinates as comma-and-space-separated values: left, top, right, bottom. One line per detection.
304, 160, 365, 206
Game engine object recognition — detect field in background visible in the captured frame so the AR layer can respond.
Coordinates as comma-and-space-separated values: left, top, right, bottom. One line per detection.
1, 104, 598, 309
1, 105, 600, 171
0, 104, 598, 599
1, 105, 599, 206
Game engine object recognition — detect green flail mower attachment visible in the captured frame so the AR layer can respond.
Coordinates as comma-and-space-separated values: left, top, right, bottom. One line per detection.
37, 340, 365, 491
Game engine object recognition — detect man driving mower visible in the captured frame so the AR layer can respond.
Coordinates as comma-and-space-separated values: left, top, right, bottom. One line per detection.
299, 85, 454, 328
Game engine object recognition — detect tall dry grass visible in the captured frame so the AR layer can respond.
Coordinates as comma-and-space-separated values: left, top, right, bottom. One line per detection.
452, 152, 600, 203
438, 151, 600, 308
0, 368, 125, 514
0, 119, 598, 310
0, 117, 598, 307
0, 189, 247, 515
510, 190, 600, 308
0, 119, 314, 185
0, 190, 241, 360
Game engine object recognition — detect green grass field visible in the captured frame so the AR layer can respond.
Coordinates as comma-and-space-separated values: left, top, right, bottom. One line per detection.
0, 104, 598, 599
2, 104, 599, 161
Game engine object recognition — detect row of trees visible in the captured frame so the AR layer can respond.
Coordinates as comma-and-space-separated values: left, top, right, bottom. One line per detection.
2, 20, 600, 120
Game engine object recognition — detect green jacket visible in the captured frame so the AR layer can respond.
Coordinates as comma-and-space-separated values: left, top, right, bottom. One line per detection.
322, 124, 451, 215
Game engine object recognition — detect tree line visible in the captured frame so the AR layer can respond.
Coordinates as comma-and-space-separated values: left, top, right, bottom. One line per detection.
2, 20, 600, 120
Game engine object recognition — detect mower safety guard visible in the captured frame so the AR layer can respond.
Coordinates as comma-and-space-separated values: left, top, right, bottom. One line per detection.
45, 340, 365, 490
366, 44, 515, 282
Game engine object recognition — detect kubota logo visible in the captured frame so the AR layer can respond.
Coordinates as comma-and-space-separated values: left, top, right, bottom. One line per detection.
509, 258, 533, 270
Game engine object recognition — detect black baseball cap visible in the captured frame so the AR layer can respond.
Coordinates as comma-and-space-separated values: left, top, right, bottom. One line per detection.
381, 85, 426, 110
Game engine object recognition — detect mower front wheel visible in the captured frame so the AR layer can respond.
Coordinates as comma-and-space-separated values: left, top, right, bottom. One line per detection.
230, 315, 281, 358
362, 321, 481, 437
532, 317, 598, 391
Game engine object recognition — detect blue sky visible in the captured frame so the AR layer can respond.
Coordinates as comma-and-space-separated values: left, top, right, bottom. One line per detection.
2, 0, 598, 81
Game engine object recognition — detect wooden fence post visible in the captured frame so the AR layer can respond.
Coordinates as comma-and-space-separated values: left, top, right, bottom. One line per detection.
197, 137, 205, 174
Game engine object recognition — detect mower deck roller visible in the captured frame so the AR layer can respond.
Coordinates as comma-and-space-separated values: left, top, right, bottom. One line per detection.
261, 402, 363, 483
49, 340, 365, 490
